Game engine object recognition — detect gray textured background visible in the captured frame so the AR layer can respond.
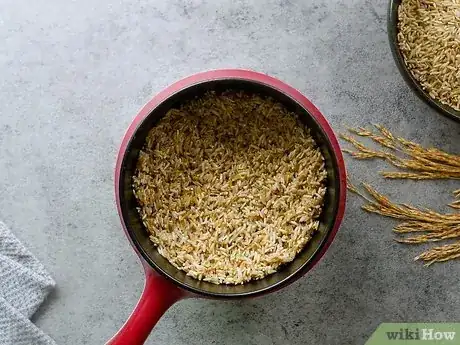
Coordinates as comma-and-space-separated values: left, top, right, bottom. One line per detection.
1, 0, 460, 344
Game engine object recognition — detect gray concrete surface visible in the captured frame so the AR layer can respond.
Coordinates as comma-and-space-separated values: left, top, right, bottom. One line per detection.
1, 0, 460, 344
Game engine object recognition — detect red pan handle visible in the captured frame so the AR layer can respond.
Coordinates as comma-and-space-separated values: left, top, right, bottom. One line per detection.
106, 268, 185, 345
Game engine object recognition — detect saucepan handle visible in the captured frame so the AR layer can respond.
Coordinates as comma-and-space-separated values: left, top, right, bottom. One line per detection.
105, 268, 184, 345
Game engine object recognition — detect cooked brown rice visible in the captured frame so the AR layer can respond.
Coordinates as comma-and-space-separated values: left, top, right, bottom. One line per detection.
132, 92, 327, 285
397, 0, 460, 111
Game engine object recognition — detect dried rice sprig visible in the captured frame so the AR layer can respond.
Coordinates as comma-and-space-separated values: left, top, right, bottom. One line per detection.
348, 182, 460, 265
415, 242, 460, 266
341, 125, 460, 179
449, 189, 460, 209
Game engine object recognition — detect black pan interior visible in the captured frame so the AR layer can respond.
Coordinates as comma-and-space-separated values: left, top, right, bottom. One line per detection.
118, 79, 341, 298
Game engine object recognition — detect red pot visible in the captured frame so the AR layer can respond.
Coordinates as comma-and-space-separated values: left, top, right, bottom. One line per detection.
108, 69, 346, 345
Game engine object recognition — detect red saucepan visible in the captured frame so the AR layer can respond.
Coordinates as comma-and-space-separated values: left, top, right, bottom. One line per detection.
108, 69, 347, 344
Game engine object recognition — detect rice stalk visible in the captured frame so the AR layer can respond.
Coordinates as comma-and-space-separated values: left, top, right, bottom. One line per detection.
449, 189, 460, 209
348, 183, 460, 265
415, 242, 460, 266
341, 125, 460, 180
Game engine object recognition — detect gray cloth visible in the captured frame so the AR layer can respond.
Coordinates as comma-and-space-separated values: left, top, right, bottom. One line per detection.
0, 222, 56, 345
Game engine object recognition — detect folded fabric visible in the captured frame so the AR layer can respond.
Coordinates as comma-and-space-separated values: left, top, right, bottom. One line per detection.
0, 222, 56, 345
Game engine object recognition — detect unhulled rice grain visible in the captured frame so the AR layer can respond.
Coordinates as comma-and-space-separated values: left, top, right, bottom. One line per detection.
132, 92, 327, 285
397, 0, 460, 111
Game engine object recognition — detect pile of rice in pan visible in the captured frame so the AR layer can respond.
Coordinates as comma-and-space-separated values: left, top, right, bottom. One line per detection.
133, 92, 327, 285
